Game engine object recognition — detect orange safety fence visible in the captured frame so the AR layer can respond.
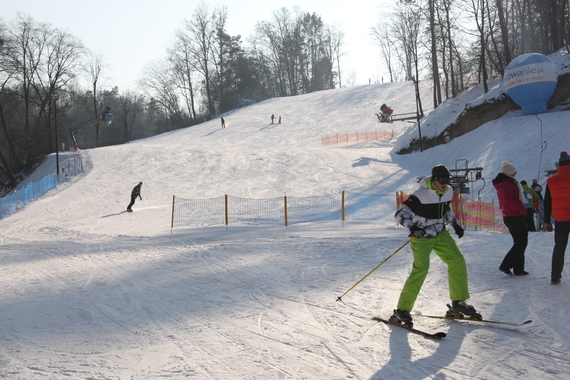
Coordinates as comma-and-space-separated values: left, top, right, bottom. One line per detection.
321, 130, 393, 146
396, 191, 508, 233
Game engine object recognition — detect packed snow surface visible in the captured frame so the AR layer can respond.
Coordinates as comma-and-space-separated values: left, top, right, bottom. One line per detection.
1, 54, 570, 378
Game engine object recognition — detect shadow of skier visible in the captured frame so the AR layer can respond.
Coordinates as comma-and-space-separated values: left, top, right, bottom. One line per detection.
369, 322, 463, 379
101, 210, 130, 218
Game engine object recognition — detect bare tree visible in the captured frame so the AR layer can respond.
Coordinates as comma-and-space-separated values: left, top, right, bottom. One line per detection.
33, 26, 86, 154
212, 5, 228, 112
170, 30, 198, 122
88, 51, 109, 146
0, 21, 19, 186
326, 24, 345, 88
461, 0, 489, 92
139, 59, 183, 132
495, 0, 512, 69
390, 2, 423, 82
9, 14, 43, 133
181, 4, 217, 116
115, 91, 145, 142
429, 0, 442, 107
255, 7, 304, 96
370, 22, 397, 83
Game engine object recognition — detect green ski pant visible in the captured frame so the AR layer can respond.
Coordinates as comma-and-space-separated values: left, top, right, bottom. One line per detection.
397, 230, 470, 312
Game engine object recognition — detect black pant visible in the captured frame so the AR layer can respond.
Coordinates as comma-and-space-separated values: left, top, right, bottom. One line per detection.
552, 220, 570, 281
502, 215, 528, 274
127, 197, 137, 210
525, 208, 536, 231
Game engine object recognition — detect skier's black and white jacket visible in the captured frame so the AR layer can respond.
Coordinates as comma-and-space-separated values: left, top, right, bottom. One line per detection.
395, 177, 460, 238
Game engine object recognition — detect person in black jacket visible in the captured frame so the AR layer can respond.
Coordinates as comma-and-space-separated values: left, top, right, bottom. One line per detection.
127, 182, 143, 212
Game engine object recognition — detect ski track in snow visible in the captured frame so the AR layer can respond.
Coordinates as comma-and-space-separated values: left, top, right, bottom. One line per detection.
1, 68, 570, 378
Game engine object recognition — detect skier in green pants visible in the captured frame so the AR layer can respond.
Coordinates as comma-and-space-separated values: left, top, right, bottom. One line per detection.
389, 164, 481, 327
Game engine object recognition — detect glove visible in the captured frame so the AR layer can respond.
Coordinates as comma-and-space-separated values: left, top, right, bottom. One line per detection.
408, 226, 425, 238
453, 224, 464, 238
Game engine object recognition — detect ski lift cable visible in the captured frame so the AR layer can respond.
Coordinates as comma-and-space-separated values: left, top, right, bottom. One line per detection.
536, 113, 545, 183
469, 117, 569, 177
465, 116, 537, 174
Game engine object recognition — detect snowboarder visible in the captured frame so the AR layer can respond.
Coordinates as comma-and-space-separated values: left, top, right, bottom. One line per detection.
492, 161, 529, 276
127, 182, 143, 212
271, 114, 275, 124
278, 116, 281, 124
221, 117, 226, 129
544, 151, 570, 284
389, 164, 479, 328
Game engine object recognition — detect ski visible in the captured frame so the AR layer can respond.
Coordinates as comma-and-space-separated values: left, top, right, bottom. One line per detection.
421, 315, 532, 326
372, 317, 446, 339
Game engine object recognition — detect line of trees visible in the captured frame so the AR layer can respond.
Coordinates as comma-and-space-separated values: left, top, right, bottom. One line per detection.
1, 1, 569, 193
371, 0, 570, 108
0, 6, 345, 193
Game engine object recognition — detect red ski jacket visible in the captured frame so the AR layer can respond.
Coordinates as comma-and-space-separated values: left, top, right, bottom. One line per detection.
492, 173, 527, 217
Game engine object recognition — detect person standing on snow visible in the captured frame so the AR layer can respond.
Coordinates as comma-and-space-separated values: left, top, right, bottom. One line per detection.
127, 182, 143, 212
492, 162, 529, 276
271, 114, 275, 124
531, 179, 544, 228
221, 117, 226, 129
521, 180, 539, 231
544, 151, 570, 284
389, 164, 480, 328
531, 179, 543, 200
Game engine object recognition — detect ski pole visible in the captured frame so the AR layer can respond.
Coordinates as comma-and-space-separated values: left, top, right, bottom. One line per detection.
336, 239, 410, 302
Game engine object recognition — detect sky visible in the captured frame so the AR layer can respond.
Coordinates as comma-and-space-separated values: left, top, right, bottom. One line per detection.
0, 48, 569, 378
2, 0, 388, 92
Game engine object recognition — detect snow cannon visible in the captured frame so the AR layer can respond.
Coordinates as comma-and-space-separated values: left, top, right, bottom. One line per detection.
380, 104, 393, 115
503, 53, 558, 115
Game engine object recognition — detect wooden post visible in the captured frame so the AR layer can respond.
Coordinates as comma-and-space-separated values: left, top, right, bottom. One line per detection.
171, 195, 176, 231
284, 194, 288, 227
225, 194, 229, 225
341, 190, 345, 221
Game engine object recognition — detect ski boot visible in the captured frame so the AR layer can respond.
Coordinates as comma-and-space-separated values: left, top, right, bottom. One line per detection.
389, 309, 413, 328
446, 301, 482, 320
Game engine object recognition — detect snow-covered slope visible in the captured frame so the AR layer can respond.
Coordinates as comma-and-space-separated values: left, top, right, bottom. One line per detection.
0, 61, 570, 378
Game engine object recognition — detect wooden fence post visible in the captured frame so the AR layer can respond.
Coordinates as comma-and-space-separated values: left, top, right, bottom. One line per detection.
225, 194, 229, 225
171, 195, 176, 230
284, 194, 288, 227
341, 190, 345, 221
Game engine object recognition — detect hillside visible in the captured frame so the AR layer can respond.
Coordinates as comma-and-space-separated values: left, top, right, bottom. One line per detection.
0, 63, 569, 379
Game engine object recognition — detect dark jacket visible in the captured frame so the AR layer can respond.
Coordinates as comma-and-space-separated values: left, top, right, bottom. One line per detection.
131, 183, 142, 200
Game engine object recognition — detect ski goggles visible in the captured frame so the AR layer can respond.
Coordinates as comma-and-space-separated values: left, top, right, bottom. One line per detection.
435, 176, 451, 184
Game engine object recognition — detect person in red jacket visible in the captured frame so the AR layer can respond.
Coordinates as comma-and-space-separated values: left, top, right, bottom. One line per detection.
492, 161, 529, 276
544, 151, 570, 284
